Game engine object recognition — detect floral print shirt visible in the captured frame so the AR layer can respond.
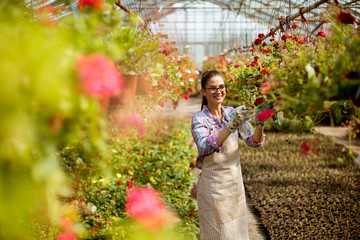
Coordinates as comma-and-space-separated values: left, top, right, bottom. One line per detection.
191, 105, 265, 169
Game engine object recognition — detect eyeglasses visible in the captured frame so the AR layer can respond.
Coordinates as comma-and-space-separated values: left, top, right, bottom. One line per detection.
205, 85, 227, 93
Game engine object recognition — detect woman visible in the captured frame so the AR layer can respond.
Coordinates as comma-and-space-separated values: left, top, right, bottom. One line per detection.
191, 70, 265, 240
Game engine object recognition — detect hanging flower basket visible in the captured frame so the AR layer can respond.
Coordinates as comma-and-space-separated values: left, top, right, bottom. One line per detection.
109, 74, 138, 105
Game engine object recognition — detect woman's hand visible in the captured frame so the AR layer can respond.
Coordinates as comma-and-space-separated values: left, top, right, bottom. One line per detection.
226, 106, 255, 133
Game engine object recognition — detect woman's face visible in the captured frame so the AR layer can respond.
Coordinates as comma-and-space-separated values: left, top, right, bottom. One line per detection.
201, 75, 226, 106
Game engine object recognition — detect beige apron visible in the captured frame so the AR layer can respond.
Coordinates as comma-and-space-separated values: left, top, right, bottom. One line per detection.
197, 125, 248, 240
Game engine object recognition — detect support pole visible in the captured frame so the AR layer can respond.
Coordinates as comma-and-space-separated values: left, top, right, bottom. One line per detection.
269, 0, 329, 36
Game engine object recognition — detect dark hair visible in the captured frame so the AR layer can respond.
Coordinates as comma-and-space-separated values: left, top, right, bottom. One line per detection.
200, 70, 224, 110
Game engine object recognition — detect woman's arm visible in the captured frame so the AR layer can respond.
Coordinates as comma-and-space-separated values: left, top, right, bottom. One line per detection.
216, 127, 231, 146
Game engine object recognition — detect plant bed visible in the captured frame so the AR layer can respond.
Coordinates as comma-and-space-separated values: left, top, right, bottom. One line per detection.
58, 118, 199, 239
240, 133, 360, 239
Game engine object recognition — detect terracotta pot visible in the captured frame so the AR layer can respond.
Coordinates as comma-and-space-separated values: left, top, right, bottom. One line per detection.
136, 74, 153, 95
109, 74, 138, 105
98, 95, 110, 111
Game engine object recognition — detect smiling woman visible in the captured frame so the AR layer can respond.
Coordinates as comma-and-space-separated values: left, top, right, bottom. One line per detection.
191, 70, 266, 240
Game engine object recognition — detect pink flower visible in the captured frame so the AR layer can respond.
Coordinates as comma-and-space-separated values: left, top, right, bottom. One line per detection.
78, 0, 103, 10
125, 188, 167, 230
280, 62, 285, 66
282, 48, 288, 53
184, 94, 189, 100
123, 113, 146, 136
76, 54, 123, 97
300, 141, 311, 155
257, 109, 273, 121
234, 64, 240, 68
60, 217, 73, 232
261, 82, 271, 95
57, 233, 77, 240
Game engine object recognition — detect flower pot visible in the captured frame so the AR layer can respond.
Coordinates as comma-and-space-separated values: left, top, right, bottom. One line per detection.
98, 95, 110, 111
136, 74, 153, 95
109, 74, 138, 105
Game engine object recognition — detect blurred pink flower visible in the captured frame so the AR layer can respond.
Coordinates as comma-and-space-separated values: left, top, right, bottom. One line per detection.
123, 113, 146, 136
235, 64, 240, 68
257, 109, 273, 121
261, 82, 271, 95
57, 232, 77, 240
125, 188, 167, 230
78, 0, 103, 10
76, 54, 123, 97
60, 217, 73, 232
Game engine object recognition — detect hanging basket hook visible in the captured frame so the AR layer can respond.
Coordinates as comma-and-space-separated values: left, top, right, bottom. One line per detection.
279, 19, 286, 33
299, 7, 308, 24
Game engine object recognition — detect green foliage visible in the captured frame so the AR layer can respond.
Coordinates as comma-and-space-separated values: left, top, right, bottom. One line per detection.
202, 6, 360, 134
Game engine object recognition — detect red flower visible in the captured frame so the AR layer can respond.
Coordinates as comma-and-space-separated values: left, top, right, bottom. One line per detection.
249, 48, 255, 52
281, 34, 289, 41
268, 29, 276, 36
184, 94, 189, 100
76, 54, 123, 97
189, 211, 195, 217
262, 42, 267, 47
251, 61, 259, 67
57, 233, 77, 240
254, 98, 264, 106
257, 109, 273, 121
127, 181, 134, 189
142, 172, 148, 176
317, 31, 325, 37
254, 56, 259, 61
78, 0, 104, 10
298, 39, 306, 44
254, 38, 263, 45
300, 141, 311, 155
270, 38, 275, 41
261, 68, 269, 74
125, 188, 167, 230
292, 24, 298, 29
258, 33, 266, 38
337, 10, 356, 25
117, 180, 122, 185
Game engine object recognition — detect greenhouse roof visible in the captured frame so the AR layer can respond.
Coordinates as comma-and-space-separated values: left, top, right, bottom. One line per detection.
29, 0, 360, 64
